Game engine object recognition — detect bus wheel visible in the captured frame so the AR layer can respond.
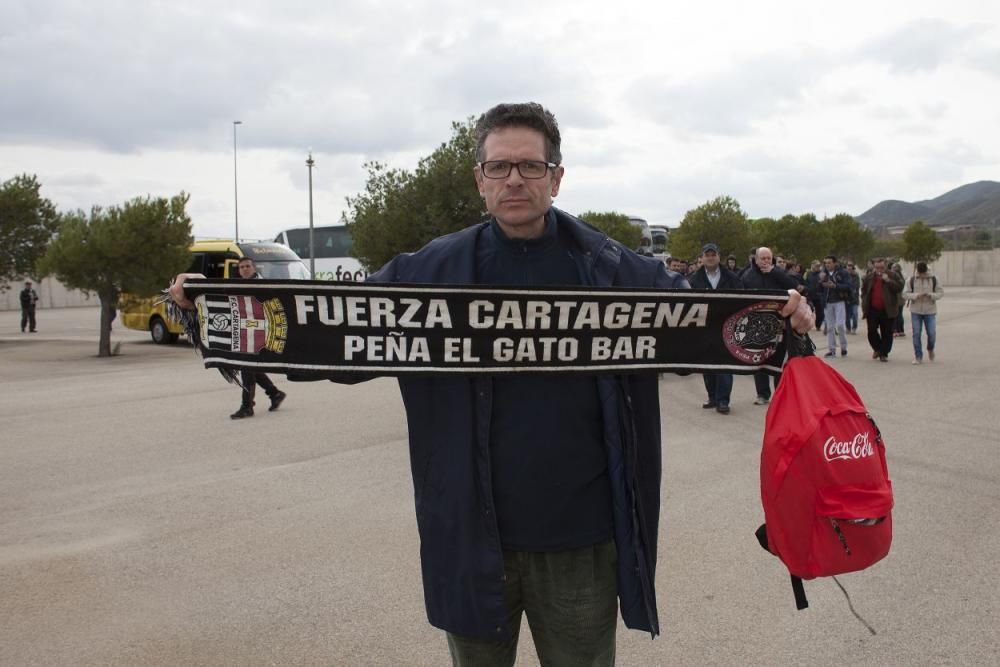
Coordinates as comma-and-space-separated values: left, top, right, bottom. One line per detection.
150, 316, 178, 344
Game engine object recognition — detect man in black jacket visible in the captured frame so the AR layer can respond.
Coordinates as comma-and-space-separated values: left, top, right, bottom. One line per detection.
740, 246, 798, 404
688, 243, 743, 414
19, 280, 39, 333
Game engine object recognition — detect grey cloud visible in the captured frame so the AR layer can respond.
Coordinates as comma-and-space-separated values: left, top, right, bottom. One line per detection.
1, 2, 603, 160
626, 49, 833, 136
859, 19, 986, 73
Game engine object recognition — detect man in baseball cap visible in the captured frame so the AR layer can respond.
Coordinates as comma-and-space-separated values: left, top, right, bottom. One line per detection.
687, 243, 744, 413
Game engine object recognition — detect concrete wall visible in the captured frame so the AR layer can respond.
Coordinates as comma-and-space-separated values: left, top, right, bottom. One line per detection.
897, 249, 1000, 286
1, 277, 98, 311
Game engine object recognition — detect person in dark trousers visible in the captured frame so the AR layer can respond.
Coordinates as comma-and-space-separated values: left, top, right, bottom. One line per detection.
891, 261, 906, 337
230, 257, 287, 419
804, 259, 825, 332
862, 257, 904, 362
171, 103, 815, 665
688, 242, 743, 414
740, 246, 798, 404
20, 280, 39, 332
845, 260, 861, 333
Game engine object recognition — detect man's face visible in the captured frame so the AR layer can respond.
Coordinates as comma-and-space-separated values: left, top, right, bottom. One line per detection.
847, 262, 855, 272
25, 282, 31, 288
669, 259, 683, 272
874, 260, 887, 274
702, 250, 720, 270
726, 258, 737, 270
237, 261, 255, 279
756, 249, 773, 270
824, 258, 836, 271
474, 126, 563, 240
475, 127, 563, 238
776, 256, 786, 269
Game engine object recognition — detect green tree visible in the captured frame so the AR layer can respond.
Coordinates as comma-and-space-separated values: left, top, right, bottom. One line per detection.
577, 211, 642, 250
752, 213, 832, 265
901, 220, 945, 263
871, 238, 905, 262
344, 120, 486, 270
670, 195, 751, 262
38, 194, 192, 357
0, 174, 60, 290
826, 213, 875, 264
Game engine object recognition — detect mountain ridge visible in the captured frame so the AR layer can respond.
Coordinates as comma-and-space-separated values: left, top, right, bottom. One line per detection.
856, 180, 1000, 228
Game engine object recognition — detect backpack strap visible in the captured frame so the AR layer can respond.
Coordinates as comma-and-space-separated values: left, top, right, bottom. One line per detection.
791, 575, 809, 610
756, 524, 810, 610
785, 317, 816, 359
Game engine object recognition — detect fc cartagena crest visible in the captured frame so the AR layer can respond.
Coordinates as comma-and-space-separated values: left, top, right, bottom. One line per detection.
723, 301, 784, 364
195, 294, 288, 355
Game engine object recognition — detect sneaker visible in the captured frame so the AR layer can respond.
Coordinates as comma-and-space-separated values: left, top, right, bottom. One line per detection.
716, 403, 731, 414
872, 351, 880, 359
879, 356, 888, 363
841, 349, 848, 357
754, 396, 770, 405
268, 391, 287, 412
824, 351, 836, 358
928, 350, 935, 362
912, 358, 922, 365
702, 401, 717, 409
230, 406, 254, 419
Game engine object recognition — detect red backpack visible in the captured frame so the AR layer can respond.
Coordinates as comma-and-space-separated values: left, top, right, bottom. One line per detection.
756, 341, 893, 610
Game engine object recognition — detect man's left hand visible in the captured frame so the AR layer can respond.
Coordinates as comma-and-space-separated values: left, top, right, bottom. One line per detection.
780, 289, 815, 334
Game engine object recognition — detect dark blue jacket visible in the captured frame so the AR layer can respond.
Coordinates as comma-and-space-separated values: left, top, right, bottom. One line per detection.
739, 263, 798, 291
688, 265, 744, 291
821, 265, 852, 303
367, 208, 688, 640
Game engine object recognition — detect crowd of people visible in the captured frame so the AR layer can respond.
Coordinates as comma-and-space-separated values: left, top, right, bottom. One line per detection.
663, 245, 945, 414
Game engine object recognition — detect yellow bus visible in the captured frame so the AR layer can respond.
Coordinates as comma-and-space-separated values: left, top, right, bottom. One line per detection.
119, 240, 309, 344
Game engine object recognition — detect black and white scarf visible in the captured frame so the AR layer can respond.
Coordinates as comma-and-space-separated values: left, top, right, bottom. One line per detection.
170, 279, 806, 381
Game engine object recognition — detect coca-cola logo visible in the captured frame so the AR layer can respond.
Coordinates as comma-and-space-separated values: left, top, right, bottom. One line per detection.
824, 432, 875, 462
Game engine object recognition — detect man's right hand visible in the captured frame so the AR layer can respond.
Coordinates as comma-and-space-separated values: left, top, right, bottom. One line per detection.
169, 273, 206, 311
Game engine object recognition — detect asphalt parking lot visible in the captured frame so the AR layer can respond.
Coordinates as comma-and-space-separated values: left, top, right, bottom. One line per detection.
1, 290, 998, 665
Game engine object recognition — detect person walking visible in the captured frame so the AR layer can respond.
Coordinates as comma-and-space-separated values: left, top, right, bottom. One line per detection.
230, 257, 287, 419
845, 260, 861, 334
891, 262, 906, 337
901, 261, 944, 364
19, 280, 39, 333
688, 243, 744, 414
862, 258, 904, 362
820, 255, 851, 359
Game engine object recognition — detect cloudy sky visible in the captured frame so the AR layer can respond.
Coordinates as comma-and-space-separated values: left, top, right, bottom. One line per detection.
2, 0, 998, 240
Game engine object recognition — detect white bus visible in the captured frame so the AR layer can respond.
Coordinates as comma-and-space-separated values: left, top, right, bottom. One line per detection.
273, 225, 369, 281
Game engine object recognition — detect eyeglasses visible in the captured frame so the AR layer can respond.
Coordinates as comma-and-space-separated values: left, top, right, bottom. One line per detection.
479, 160, 556, 179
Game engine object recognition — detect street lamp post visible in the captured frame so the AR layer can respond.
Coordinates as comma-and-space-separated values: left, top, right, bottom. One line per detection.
233, 120, 242, 242
306, 151, 316, 276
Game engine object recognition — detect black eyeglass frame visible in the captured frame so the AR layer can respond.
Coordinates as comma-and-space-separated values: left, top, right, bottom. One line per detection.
478, 160, 558, 179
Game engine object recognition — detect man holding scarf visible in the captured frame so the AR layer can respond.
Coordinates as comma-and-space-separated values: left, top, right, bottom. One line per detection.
172, 102, 814, 666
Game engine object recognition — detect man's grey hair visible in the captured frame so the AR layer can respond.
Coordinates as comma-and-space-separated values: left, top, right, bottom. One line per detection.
474, 102, 562, 165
